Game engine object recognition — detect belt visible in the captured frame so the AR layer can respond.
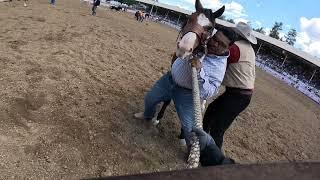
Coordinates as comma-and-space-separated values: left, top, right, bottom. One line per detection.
226, 87, 253, 95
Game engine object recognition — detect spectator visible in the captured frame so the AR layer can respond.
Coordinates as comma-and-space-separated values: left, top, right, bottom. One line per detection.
92, 0, 100, 16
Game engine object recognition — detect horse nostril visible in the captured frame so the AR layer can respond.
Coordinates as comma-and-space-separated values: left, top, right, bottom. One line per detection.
189, 48, 193, 52
177, 42, 180, 48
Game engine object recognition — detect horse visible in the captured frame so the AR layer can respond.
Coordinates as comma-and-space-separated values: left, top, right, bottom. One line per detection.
176, 0, 225, 59
153, 0, 225, 140
135, 11, 146, 22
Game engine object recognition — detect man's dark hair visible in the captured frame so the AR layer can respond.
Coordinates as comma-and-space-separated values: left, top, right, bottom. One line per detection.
217, 27, 236, 45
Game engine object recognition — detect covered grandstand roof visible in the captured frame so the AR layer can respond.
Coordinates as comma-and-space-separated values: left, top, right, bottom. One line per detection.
136, 0, 320, 68
136, 0, 192, 15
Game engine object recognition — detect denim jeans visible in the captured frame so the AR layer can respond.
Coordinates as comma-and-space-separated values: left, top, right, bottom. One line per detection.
144, 72, 195, 146
50, 0, 55, 5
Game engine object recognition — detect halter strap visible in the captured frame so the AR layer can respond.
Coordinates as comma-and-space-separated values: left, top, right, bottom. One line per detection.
175, 12, 216, 59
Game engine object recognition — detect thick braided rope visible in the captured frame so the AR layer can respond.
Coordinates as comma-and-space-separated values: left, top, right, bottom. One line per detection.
187, 66, 203, 168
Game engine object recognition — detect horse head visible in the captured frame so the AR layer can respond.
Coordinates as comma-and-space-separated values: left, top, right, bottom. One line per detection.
176, 0, 225, 58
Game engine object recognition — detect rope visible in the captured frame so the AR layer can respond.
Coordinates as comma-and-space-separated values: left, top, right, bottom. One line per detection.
187, 66, 203, 168
176, 27, 216, 169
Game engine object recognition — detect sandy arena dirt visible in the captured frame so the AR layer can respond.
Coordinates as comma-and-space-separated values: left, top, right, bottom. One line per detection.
0, 0, 319, 179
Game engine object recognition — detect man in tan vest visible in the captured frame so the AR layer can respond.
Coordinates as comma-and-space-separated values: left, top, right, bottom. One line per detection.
203, 22, 257, 149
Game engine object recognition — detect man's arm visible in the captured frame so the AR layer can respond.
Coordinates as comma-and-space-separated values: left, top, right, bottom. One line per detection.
196, 56, 227, 100
228, 43, 240, 64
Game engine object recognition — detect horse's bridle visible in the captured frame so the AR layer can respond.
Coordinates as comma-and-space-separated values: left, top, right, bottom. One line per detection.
177, 12, 215, 56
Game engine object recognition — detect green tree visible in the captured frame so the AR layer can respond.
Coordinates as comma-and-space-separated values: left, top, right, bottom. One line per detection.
285, 28, 297, 46
269, 22, 283, 40
253, 27, 266, 35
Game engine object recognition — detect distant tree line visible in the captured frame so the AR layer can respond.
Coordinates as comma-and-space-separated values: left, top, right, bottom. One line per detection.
218, 15, 297, 46
254, 22, 297, 46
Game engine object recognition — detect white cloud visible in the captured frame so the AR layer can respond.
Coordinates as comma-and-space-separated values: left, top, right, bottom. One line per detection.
297, 31, 311, 44
296, 17, 320, 57
164, 0, 247, 21
253, 20, 262, 27
223, 1, 247, 19
199, 0, 248, 22
279, 32, 286, 40
264, 27, 271, 35
307, 42, 320, 57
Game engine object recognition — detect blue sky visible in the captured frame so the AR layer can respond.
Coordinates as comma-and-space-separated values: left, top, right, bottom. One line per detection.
158, 0, 320, 58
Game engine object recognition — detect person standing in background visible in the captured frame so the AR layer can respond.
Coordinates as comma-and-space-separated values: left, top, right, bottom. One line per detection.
91, 0, 100, 16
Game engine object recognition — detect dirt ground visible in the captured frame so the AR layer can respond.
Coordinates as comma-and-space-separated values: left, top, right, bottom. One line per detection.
0, 0, 319, 179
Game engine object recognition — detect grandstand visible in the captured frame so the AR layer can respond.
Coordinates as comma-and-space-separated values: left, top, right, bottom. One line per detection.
135, 0, 320, 103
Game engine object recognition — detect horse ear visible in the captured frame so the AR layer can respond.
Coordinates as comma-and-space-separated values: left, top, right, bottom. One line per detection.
195, 0, 204, 12
211, 6, 225, 20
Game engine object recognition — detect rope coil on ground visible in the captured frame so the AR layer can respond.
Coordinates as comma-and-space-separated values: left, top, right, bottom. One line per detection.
187, 66, 203, 168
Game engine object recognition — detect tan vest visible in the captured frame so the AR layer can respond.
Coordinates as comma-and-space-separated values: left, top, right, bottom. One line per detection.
222, 40, 255, 89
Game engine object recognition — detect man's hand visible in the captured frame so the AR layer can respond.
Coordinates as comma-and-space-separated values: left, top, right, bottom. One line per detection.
191, 57, 202, 70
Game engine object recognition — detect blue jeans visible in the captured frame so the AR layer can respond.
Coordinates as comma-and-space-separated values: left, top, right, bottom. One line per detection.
144, 72, 195, 146
50, 0, 55, 5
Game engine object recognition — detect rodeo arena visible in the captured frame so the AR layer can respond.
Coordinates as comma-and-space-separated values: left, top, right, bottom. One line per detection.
0, 0, 320, 179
